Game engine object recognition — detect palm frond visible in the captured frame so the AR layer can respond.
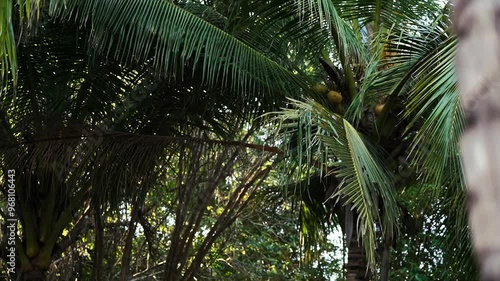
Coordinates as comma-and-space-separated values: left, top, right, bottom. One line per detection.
273, 98, 399, 268
365, 10, 473, 276
1, 130, 281, 205
1, 0, 18, 90
0, 0, 43, 91
335, 0, 442, 29
48, 0, 307, 98
349, 12, 461, 185
341, 6, 452, 127
295, 0, 368, 65
388, 15, 462, 186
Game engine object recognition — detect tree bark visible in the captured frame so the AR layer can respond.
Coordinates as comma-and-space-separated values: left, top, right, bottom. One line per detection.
119, 199, 141, 281
346, 221, 369, 281
91, 204, 104, 281
455, 0, 500, 280
380, 234, 391, 281
22, 268, 45, 281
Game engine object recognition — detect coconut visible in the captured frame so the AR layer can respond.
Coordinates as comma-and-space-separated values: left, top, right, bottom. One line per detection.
327, 91, 343, 104
374, 103, 385, 115
312, 83, 329, 93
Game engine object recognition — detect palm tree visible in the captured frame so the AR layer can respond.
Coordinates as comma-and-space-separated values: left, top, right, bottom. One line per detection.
0, 1, 310, 280
272, 0, 477, 280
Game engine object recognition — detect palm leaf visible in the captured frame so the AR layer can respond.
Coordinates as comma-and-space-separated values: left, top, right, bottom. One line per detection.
294, 0, 368, 65
368, 10, 474, 277
0, 0, 43, 92
1, 130, 281, 205
386, 15, 463, 186
335, 0, 441, 28
1, 0, 18, 90
48, 0, 307, 98
273, 98, 399, 268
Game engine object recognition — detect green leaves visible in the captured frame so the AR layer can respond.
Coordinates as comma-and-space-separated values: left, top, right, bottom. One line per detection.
0, 0, 475, 278
275, 98, 399, 268
382, 15, 463, 186
49, 0, 305, 97
296, 0, 367, 65
335, 0, 441, 28
323, 118, 398, 268
0, 0, 43, 92
1, 0, 17, 91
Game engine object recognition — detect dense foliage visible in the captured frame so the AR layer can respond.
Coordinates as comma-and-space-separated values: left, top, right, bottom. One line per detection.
0, 0, 478, 280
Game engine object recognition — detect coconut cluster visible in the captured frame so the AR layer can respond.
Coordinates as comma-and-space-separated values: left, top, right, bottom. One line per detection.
313, 83, 385, 115
313, 83, 343, 104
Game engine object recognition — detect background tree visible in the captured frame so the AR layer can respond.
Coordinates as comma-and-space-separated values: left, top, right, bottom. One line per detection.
455, 0, 500, 280
0, 1, 305, 280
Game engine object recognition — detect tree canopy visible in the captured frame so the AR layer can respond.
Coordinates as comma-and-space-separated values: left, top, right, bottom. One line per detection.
0, 0, 478, 280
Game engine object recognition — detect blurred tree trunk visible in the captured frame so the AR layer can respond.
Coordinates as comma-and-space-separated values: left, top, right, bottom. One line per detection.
455, 0, 500, 280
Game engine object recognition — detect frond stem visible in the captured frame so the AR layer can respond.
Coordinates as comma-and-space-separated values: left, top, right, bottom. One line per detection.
3, 131, 284, 154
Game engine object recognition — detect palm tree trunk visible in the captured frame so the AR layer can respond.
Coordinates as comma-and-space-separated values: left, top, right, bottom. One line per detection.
91, 204, 104, 281
346, 219, 369, 281
119, 198, 141, 281
22, 268, 45, 281
455, 0, 500, 280
380, 234, 391, 281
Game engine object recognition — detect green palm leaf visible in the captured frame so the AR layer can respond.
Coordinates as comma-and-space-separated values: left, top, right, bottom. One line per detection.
294, 0, 368, 65
386, 16, 463, 186
335, 0, 441, 28
363, 10, 474, 278
48, 0, 306, 97
1, 0, 18, 90
1, 0, 43, 91
274, 98, 399, 268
